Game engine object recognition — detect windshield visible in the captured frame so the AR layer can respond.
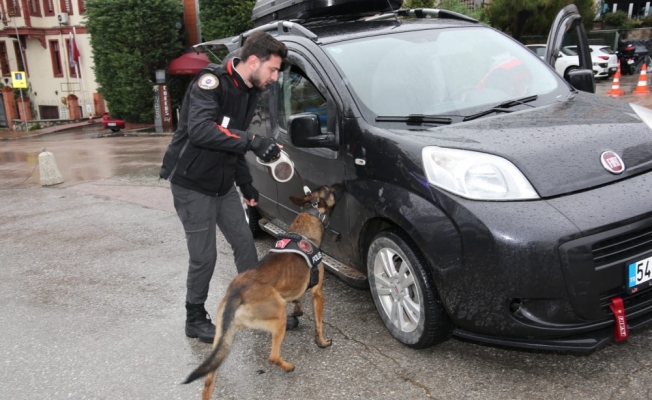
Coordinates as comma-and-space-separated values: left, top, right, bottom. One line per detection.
324, 27, 566, 118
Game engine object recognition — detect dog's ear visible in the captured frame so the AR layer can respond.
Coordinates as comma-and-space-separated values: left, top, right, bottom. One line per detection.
290, 195, 311, 207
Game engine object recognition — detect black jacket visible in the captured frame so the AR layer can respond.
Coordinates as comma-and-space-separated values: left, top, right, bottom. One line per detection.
160, 59, 260, 196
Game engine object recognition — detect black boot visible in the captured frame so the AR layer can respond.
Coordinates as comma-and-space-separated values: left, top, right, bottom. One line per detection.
286, 315, 299, 330
185, 303, 215, 343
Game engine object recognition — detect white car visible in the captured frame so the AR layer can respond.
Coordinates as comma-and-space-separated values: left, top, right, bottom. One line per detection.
525, 44, 607, 79
567, 44, 618, 78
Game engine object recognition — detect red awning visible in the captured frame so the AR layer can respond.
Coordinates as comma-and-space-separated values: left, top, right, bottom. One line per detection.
168, 52, 210, 75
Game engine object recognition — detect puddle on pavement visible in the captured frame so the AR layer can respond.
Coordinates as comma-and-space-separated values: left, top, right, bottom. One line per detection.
0, 132, 170, 188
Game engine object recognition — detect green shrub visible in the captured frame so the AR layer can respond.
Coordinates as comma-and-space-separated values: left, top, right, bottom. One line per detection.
640, 15, 652, 27
85, 0, 184, 123
28, 122, 41, 131
603, 10, 629, 28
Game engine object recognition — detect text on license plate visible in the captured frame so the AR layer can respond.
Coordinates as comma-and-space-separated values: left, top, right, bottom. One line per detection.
628, 256, 652, 288
108, 123, 116, 126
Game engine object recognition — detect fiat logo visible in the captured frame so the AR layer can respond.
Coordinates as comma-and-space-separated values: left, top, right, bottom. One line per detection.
601, 151, 625, 174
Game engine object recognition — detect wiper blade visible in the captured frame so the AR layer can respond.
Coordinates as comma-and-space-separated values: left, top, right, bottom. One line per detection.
463, 95, 538, 122
376, 114, 453, 125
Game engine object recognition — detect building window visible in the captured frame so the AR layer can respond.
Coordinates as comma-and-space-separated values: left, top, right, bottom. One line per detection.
0, 42, 10, 77
50, 40, 63, 77
30, 0, 42, 16
7, 0, 21, 17
43, 0, 55, 16
78, 0, 85, 14
13, 40, 28, 75
59, 0, 73, 14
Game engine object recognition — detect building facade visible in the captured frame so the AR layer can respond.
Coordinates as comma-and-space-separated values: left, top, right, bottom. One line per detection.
0, 0, 100, 126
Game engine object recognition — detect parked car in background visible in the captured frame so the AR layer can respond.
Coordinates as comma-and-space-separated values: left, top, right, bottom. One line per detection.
526, 44, 609, 79
526, 44, 580, 79
567, 44, 617, 77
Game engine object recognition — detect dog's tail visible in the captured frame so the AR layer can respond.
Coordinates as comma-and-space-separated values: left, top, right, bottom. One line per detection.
182, 290, 243, 384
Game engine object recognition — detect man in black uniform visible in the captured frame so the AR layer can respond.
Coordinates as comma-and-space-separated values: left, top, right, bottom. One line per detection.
160, 31, 294, 343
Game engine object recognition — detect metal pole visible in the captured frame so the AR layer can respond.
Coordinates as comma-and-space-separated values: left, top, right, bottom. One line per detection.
13, 17, 28, 131
18, 87, 27, 131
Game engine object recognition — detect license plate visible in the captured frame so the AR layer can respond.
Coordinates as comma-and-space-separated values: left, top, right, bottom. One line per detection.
610, 67, 617, 72
108, 122, 116, 126
628, 255, 652, 293
628, 59, 635, 64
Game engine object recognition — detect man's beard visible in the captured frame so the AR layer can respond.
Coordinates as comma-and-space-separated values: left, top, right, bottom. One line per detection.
250, 68, 268, 90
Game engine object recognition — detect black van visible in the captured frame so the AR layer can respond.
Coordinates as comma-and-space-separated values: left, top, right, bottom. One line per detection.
196, 2, 652, 352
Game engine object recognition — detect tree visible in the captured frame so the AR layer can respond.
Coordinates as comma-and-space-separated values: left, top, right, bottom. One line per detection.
403, 0, 435, 8
85, 0, 184, 122
487, 0, 596, 42
199, 0, 257, 41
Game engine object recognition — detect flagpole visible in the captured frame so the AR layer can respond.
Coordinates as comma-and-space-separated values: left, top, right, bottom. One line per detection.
72, 28, 88, 118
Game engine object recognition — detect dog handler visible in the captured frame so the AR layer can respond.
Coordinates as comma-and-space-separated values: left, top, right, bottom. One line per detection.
160, 31, 297, 343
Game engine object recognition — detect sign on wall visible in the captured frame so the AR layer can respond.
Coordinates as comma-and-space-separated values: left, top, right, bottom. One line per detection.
11, 71, 27, 89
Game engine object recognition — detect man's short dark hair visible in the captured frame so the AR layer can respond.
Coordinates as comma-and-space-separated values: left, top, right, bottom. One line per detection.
240, 31, 288, 63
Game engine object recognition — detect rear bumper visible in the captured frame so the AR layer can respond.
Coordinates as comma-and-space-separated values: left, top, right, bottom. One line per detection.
453, 306, 652, 352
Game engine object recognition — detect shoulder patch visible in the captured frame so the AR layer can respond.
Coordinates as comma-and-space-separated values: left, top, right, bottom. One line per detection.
198, 73, 219, 90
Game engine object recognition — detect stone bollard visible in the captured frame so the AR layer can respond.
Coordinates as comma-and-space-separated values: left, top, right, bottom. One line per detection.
38, 148, 64, 186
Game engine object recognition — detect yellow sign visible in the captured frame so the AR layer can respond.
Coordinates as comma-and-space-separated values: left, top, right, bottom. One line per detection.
11, 71, 27, 89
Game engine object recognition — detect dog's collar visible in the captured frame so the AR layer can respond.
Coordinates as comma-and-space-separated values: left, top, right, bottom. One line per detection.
306, 207, 329, 228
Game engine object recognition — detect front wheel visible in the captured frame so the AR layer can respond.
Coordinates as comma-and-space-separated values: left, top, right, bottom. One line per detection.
367, 230, 453, 349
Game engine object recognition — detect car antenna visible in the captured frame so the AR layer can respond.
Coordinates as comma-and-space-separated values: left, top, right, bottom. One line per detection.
385, 0, 399, 22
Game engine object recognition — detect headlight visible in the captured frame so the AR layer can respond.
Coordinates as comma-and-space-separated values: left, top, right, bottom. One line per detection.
422, 146, 539, 200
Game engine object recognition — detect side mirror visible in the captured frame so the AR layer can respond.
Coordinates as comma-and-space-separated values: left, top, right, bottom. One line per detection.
289, 113, 336, 148
567, 69, 595, 93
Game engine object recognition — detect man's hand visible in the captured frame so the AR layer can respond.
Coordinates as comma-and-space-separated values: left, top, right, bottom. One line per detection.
240, 183, 259, 207
250, 135, 281, 163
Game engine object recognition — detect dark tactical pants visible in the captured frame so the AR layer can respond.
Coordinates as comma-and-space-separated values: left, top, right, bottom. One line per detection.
171, 183, 258, 304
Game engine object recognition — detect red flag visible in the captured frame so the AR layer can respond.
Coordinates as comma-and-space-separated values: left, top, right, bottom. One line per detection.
69, 33, 80, 67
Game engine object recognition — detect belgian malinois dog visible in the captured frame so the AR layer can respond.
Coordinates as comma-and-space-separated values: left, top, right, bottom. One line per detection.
183, 185, 341, 399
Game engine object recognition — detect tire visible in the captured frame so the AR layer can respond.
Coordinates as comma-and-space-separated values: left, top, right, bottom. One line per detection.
367, 230, 453, 349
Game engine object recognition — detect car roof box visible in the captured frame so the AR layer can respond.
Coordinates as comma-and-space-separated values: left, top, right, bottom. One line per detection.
251, 0, 402, 27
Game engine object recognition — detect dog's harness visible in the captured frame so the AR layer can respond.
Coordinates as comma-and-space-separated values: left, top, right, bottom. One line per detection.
269, 232, 322, 290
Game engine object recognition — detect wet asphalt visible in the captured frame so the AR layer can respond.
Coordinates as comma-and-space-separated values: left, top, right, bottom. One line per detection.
1, 78, 652, 400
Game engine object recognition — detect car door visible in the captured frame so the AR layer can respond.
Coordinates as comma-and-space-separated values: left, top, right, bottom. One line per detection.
244, 89, 281, 220
267, 46, 350, 262
545, 4, 595, 93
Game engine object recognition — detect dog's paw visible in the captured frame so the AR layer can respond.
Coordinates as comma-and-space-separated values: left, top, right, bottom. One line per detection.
283, 362, 295, 372
292, 310, 304, 317
316, 337, 332, 348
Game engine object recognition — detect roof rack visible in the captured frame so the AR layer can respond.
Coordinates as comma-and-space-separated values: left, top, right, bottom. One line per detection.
193, 20, 318, 61
366, 8, 478, 23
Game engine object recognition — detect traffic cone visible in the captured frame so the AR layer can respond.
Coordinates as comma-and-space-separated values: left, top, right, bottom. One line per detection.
633, 63, 650, 94
606, 61, 625, 96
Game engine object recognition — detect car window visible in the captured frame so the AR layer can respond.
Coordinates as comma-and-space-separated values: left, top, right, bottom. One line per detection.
325, 27, 564, 118
561, 47, 577, 56
276, 65, 328, 134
